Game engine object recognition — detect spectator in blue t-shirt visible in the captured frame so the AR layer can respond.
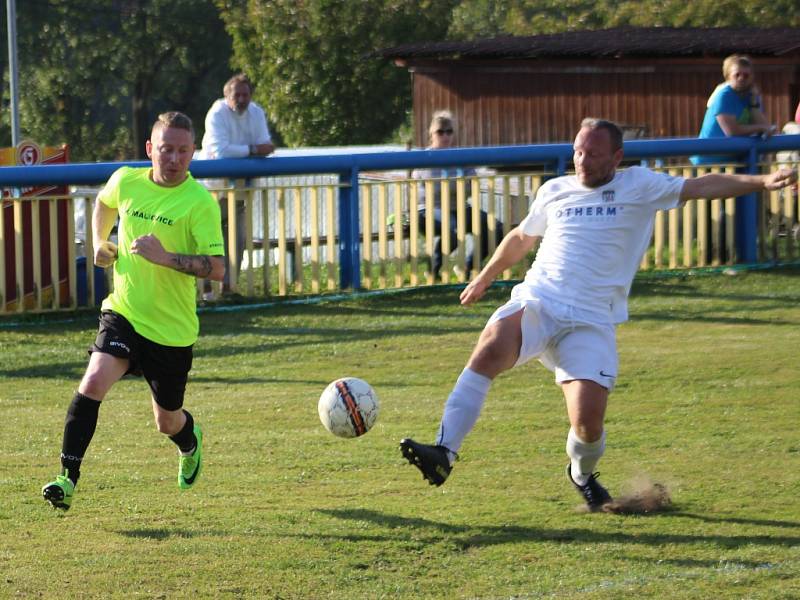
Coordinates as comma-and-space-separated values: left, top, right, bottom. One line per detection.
691, 55, 776, 165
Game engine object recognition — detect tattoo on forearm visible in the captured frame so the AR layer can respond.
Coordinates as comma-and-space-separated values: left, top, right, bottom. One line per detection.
171, 254, 213, 278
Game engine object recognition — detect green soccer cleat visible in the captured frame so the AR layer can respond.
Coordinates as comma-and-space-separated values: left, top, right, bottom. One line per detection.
178, 424, 203, 490
42, 471, 75, 511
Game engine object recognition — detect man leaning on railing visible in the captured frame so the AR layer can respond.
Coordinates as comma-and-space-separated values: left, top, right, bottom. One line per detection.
197, 73, 275, 301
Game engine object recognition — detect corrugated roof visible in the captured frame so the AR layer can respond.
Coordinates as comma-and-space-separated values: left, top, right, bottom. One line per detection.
377, 27, 800, 60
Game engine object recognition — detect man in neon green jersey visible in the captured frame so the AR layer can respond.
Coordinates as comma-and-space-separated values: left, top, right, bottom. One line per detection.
42, 112, 225, 510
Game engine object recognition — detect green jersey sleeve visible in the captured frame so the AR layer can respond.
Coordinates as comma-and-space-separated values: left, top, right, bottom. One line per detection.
190, 191, 225, 257
96, 167, 129, 209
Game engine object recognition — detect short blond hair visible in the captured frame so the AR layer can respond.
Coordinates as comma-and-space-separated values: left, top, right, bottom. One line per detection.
580, 118, 623, 152
151, 111, 194, 140
428, 110, 455, 138
722, 54, 753, 80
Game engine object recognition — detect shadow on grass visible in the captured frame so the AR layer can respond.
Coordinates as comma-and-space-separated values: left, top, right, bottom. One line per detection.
0, 308, 100, 332
631, 312, 797, 326
0, 305, 481, 381
192, 289, 488, 364
198, 287, 484, 326
630, 275, 800, 305
672, 512, 800, 529
619, 556, 780, 570
0, 360, 88, 379
195, 323, 480, 361
116, 528, 203, 540
190, 374, 429, 387
629, 280, 800, 326
311, 508, 800, 550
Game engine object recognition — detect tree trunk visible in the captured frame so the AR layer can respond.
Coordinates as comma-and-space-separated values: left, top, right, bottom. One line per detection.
131, 79, 149, 159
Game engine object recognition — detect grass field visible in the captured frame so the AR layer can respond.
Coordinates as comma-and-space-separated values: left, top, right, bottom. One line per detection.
2, 267, 799, 599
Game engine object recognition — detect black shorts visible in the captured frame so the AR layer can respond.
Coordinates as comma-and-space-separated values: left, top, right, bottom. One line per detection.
90, 311, 193, 411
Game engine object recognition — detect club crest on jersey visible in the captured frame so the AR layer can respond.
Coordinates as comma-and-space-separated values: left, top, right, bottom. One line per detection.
602, 190, 615, 203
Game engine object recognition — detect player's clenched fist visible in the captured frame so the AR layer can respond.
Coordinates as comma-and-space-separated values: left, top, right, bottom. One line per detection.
130, 234, 170, 266
94, 240, 118, 268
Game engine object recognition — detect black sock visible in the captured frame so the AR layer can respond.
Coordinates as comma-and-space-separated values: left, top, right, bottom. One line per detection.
169, 410, 196, 454
60, 392, 101, 485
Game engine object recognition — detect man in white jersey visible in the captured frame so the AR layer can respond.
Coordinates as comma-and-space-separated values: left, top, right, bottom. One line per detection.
400, 118, 796, 511
199, 73, 274, 298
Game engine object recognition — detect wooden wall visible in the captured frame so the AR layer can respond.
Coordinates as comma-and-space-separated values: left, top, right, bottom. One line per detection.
409, 58, 800, 147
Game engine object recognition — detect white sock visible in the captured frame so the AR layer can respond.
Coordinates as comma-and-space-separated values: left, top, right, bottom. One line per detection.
435, 367, 492, 461
566, 428, 606, 486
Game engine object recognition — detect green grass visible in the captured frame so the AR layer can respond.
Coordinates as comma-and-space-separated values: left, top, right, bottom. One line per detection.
2, 267, 800, 599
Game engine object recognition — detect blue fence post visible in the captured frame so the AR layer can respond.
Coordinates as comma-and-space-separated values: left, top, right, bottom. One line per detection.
337, 168, 361, 289
735, 145, 759, 263
556, 155, 567, 176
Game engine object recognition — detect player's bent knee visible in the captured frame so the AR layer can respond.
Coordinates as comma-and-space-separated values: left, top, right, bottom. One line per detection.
154, 413, 183, 436
155, 420, 179, 436
468, 318, 521, 376
572, 423, 604, 443
77, 376, 111, 401
468, 341, 517, 378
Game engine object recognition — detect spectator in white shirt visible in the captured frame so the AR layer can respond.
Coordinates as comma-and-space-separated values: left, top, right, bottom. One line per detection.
200, 74, 274, 160
199, 74, 274, 299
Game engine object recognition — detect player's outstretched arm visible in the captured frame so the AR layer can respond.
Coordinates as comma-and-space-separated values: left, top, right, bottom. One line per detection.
460, 226, 539, 306
680, 167, 797, 201
130, 234, 226, 281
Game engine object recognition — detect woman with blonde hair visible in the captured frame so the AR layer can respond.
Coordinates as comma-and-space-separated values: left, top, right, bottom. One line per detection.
691, 54, 776, 165
411, 111, 502, 279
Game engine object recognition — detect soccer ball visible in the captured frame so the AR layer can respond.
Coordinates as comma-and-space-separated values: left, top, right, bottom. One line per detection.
318, 377, 380, 438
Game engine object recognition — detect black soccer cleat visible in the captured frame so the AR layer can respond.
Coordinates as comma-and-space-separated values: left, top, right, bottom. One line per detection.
400, 438, 453, 486
567, 464, 612, 511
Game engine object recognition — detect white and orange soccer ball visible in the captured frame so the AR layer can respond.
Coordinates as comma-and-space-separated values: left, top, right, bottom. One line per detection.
318, 377, 380, 438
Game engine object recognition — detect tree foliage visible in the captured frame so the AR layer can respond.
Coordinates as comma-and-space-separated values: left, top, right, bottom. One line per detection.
2, 0, 232, 161
448, 0, 800, 38
612, 0, 800, 28
217, 0, 455, 147
2, 0, 797, 158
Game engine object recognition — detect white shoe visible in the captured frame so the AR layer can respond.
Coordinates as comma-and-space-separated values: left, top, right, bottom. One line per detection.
201, 291, 215, 302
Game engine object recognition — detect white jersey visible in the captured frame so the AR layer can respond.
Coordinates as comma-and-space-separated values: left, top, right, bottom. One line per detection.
198, 99, 272, 160
519, 166, 684, 323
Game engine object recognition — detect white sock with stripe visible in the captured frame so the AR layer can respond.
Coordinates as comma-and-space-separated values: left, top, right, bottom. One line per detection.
435, 367, 492, 462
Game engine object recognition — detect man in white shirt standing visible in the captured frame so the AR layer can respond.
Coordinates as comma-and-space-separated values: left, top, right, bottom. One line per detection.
199, 73, 275, 298
400, 118, 796, 512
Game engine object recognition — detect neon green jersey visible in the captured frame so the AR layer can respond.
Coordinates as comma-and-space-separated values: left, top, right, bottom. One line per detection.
99, 167, 223, 346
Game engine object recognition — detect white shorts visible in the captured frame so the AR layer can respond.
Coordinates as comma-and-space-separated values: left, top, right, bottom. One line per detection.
487, 285, 618, 390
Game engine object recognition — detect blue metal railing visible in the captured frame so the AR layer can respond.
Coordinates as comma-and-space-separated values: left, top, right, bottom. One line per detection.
2, 134, 800, 289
